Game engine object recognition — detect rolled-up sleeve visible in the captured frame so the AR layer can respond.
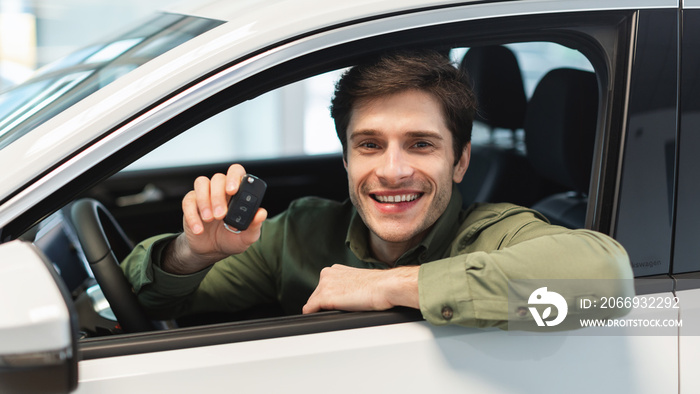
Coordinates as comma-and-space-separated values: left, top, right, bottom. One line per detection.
417, 209, 634, 328
121, 228, 277, 320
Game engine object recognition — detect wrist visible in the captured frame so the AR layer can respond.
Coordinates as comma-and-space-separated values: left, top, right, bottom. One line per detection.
161, 233, 226, 275
384, 266, 420, 309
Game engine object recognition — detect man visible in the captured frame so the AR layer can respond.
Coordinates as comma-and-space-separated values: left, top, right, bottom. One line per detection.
122, 50, 633, 328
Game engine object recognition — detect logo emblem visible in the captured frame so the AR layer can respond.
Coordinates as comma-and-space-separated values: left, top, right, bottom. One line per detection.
528, 287, 568, 327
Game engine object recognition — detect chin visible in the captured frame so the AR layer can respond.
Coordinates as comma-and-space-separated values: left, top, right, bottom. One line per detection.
371, 223, 424, 244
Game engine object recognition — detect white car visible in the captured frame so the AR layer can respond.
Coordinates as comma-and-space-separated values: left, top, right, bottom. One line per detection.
1, 0, 698, 393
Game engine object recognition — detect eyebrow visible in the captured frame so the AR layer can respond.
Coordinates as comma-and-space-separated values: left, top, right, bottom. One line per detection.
349, 129, 445, 141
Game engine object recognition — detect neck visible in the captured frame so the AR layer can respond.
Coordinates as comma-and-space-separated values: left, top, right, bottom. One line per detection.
369, 230, 427, 267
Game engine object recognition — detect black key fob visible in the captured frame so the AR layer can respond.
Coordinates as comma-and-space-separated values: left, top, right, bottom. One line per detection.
223, 174, 267, 232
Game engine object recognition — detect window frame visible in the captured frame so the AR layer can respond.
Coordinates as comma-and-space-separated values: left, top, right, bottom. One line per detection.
31, 9, 644, 358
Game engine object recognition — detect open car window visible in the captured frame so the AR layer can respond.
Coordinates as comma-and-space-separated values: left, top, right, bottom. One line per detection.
125, 42, 593, 172
37, 39, 604, 339
3, 5, 644, 358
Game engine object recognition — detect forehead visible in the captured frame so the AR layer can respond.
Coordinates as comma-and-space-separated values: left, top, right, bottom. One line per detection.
348, 89, 450, 135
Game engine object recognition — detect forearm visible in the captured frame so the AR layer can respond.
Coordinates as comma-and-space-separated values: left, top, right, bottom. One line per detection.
302, 264, 420, 314
122, 231, 278, 320
418, 229, 634, 327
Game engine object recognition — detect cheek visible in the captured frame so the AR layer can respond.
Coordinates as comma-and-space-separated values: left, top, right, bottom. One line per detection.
345, 157, 374, 185
426, 161, 455, 184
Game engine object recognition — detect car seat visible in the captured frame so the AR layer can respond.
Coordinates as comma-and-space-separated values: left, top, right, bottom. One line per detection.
525, 68, 599, 228
460, 45, 527, 131
457, 45, 539, 207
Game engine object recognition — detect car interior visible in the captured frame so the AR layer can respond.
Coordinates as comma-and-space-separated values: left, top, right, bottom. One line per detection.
21, 37, 602, 338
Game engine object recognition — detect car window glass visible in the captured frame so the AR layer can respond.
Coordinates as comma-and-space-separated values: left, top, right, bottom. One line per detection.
0, 13, 223, 151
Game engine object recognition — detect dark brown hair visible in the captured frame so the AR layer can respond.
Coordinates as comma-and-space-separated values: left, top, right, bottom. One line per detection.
330, 50, 477, 164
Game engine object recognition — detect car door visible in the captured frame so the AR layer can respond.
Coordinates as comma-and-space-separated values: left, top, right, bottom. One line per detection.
674, 1, 700, 392
52, 2, 681, 393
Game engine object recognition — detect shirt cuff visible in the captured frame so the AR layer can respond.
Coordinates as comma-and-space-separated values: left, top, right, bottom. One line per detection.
418, 254, 473, 325
124, 233, 212, 297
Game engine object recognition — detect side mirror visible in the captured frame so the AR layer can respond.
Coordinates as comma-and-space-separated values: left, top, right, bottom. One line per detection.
0, 241, 78, 393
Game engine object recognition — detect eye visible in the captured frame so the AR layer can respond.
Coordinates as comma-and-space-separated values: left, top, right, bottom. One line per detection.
412, 141, 434, 149
356, 141, 381, 150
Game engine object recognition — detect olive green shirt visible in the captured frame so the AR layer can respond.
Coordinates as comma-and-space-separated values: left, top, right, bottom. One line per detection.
121, 186, 633, 327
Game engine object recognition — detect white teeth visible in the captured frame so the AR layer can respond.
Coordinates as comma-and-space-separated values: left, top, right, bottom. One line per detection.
375, 194, 419, 203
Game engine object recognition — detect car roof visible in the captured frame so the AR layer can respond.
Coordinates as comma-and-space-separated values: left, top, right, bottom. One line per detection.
164, 0, 469, 22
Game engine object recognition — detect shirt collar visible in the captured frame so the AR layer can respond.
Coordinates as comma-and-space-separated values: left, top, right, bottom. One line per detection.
345, 184, 464, 265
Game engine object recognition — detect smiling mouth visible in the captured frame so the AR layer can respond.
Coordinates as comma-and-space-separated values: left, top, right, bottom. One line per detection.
371, 193, 422, 203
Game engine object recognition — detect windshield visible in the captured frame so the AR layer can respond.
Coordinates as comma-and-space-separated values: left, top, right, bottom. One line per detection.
0, 13, 223, 151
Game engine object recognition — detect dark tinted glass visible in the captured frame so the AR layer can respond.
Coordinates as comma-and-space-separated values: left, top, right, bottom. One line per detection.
672, 9, 700, 274
613, 10, 677, 276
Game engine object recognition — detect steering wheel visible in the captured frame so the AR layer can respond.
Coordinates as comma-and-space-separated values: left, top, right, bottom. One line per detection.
70, 198, 154, 333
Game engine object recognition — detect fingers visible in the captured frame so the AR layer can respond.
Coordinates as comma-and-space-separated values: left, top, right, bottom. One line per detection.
183, 190, 204, 234
302, 265, 355, 314
210, 173, 228, 220
192, 164, 246, 223
226, 164, 246, 194
237, 208, 268, 246
302, 298, 320, 314
193, 176, 214, 222
250, 207, 268, 230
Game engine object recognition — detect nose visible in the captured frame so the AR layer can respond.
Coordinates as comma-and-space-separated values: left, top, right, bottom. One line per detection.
375, 144, 413, 184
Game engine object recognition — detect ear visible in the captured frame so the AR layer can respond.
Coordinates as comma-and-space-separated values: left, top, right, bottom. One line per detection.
342, 156, 348, 172
452, 142, 471, 183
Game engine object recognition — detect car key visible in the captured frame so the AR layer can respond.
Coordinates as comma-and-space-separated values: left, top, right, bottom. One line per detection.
223, 174, 267, 233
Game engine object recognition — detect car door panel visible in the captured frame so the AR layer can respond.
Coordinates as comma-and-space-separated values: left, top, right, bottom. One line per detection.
75, 318, 677, 394
677, 287, 700, 393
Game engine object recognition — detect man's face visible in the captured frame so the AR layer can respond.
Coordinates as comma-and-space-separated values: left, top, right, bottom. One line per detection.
344, 89, 470, 246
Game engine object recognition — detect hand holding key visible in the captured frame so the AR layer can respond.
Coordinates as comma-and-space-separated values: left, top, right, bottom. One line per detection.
163, 164, 268, 275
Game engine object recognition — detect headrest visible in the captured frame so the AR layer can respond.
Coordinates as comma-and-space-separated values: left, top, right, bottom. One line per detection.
525, 68, 598, 192
460, 45, 527, 130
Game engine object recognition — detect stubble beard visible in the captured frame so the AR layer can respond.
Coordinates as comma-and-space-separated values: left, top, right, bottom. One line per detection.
349, 179, 452, 245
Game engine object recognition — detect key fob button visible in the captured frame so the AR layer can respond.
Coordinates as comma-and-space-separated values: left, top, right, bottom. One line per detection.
223, 174, 267, 232
241, 192, 257, 204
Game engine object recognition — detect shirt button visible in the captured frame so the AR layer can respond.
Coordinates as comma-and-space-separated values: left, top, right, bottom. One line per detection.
441, 306, 454, 320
